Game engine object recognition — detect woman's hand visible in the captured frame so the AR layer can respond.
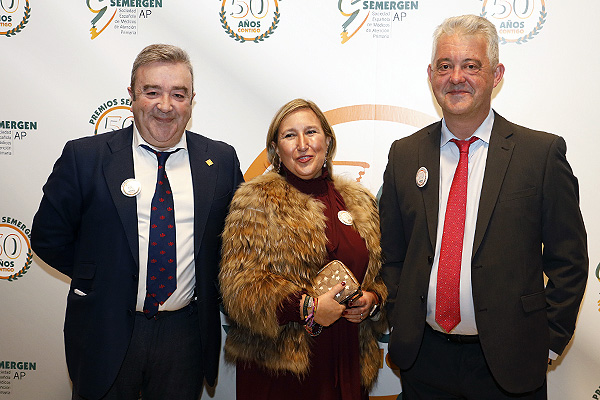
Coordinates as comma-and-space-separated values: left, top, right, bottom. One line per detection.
313, 282, 347, 327
343, 291, 378, 323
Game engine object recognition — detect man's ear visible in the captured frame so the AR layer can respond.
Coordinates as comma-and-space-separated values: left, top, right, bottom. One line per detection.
493, 63, 505, 88
127, 87, 135, 102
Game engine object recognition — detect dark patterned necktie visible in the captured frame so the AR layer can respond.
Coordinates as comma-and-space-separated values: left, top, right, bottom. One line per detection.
435, 136, 478, 333
141, 145, 181, 318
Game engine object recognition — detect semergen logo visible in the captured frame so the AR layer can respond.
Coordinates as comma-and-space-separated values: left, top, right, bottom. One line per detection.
86, 0, 162, 39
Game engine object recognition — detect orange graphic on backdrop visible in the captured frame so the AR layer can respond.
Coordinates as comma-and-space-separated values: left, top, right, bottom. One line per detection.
93, 105, 133, 135
244, 104, 436, 181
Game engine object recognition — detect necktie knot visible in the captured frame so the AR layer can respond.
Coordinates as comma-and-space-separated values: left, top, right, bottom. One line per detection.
140, 144, 181, 167
450, 136, 479, 154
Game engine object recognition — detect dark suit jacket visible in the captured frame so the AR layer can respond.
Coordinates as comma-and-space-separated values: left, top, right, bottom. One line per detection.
379, 112, 588, 393
31, 126, 243, 400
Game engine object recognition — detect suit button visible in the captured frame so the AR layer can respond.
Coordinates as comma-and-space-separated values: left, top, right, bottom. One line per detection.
127, 309, 134, 316
420, 295, 426, 303
427, 256, 433, 264
132, 274, 138, 280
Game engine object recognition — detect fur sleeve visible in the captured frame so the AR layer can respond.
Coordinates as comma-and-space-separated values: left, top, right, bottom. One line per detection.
219, 174, 328, 338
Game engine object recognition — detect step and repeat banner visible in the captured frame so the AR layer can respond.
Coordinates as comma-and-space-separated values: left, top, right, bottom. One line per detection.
1, 1, 599, 399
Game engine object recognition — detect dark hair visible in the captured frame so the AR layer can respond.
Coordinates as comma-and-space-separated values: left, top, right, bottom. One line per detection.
130, 44, 194, 100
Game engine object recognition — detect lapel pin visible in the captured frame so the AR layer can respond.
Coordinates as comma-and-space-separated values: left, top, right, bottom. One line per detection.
416, 167, 428, 188
121, 178, 141, 197
338, 210, 353, 226
206, 159, 214, 166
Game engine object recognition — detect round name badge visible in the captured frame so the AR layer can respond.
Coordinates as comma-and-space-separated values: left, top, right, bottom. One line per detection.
416, 167, 428, 188
121, 178, 141, 197
338, 210, 353, 226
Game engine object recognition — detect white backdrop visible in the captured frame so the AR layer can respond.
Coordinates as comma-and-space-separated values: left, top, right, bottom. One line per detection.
1, 1, 599, 399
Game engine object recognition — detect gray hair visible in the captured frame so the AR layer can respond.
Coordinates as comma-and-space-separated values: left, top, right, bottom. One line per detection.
130, 44, 194, 100
431, 15, 499, 68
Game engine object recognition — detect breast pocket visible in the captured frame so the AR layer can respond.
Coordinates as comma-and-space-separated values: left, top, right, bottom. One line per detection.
498, 186, 537, 203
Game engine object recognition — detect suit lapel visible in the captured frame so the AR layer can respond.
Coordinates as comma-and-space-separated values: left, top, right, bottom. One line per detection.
420, 122, 442, 250
473, 113, 514, 255
103, 126, 139, 266
187, 132, 218, 258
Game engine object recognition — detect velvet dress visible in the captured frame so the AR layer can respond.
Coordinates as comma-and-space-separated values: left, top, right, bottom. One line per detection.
236, 167, 371, 400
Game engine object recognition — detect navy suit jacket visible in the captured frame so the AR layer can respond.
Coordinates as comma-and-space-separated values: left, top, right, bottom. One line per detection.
380, 113, 588, 393
32, 126, 243, 400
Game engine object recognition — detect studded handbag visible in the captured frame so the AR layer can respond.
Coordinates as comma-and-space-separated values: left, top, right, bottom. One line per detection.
312, 260, 362, 304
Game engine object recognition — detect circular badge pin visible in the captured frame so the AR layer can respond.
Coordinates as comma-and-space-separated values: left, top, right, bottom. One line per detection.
121, 179, 141, 197
416, 167, 428, 188
338, 210, 353, 226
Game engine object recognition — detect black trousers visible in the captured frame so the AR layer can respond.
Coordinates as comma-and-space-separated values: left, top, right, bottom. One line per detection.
73, 302, 203, 400
400, 325, 547, 400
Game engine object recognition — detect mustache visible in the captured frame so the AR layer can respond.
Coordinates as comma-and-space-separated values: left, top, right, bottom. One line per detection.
446, 85, 473, 94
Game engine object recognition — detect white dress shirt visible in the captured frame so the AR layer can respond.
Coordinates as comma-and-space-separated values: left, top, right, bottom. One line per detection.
132, 126, 196, 312
426, 109, 493, 335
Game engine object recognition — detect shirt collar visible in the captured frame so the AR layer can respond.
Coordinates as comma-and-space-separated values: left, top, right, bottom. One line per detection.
440, 108, 494, 147
132, 123, 188, 152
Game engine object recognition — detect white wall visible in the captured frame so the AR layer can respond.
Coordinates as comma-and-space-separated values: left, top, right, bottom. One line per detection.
1, 1, 598, 399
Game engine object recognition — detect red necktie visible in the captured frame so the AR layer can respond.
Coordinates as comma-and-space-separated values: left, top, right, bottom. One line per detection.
435, 136, 478, 333
141, 145, 180, 318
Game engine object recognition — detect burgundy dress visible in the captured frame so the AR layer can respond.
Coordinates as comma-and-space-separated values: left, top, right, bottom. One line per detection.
236, 168, 370, 400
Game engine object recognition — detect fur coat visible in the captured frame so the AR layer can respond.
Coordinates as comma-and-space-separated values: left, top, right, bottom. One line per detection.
219, 171, 387, 390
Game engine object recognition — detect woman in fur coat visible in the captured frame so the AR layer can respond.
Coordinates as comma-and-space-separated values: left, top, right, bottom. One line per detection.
219, 99, 387, 400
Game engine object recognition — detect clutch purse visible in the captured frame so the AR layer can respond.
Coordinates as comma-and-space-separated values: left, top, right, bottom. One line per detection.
312, 260, 362, 304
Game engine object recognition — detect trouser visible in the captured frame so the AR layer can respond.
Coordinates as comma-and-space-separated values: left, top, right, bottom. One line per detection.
72, 301, 203, 400
400, 324, 547, 400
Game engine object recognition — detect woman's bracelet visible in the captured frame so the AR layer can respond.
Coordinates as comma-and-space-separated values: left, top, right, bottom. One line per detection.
304, 296, 322, 336
302, 295, 312, 320
305, 323, 322, 336
368, 292, 382, 321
